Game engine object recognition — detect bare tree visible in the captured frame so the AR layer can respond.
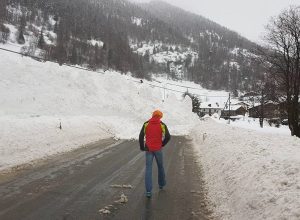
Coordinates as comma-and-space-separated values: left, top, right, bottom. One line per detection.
263, 6, 300, 137
250, 72, 278, 128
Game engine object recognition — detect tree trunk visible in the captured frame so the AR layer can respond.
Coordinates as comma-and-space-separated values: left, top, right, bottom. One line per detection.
260, 93, 264, 128
288, 99, 300, 137
259, 117, 264, 128
292, 98, 300, 137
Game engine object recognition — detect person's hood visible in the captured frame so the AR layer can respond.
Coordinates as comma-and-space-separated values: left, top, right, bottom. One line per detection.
149, 116, 161, 124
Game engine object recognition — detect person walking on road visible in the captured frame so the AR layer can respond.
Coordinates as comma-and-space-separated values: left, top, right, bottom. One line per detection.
139, 110, 171, 198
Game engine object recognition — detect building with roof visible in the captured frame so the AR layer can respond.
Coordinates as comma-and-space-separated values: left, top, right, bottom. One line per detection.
221, 104, 247, 118
199, 102, 223, 117
248, 102, 280, 118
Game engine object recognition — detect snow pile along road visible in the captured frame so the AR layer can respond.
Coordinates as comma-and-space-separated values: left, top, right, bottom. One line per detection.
0, 50, 198, 171
192, 118, 300, 220
213, 116, 290, 136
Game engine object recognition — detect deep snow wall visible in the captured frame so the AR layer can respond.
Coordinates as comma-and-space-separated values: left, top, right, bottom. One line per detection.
0, 50, 198, 171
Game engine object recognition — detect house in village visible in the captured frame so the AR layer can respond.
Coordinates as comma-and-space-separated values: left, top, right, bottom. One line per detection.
221, 104, 247, 118
248, 102, 281, 118
199, 102, 248, 118
199, 102, 223, 117
232, 101, 250, 110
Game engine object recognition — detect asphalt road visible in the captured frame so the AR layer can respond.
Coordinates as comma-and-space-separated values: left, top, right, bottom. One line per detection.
0, 136, 212, 220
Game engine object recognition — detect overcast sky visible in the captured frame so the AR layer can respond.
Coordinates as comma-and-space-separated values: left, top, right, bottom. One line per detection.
131, 0, 300, 43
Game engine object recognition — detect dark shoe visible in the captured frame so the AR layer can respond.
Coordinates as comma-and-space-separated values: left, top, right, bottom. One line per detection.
159, 185, 163, 189
146, 192, 152, 198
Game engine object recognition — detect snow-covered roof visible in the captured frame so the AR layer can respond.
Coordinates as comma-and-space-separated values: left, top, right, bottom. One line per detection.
223, 104, 244, 111
249, 101, 278, 108
230, 101, 250, 106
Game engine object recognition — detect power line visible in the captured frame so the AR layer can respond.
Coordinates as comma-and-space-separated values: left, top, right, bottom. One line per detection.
0, 47, 106, 74
165, 82, 204, 91
0, 47, 229, 100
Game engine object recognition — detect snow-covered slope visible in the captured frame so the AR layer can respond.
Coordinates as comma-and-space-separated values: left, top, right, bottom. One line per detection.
0, 50, 198, 171
130, 40, 198, 79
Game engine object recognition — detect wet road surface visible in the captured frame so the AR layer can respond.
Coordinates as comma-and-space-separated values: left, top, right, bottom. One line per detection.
0, 136, 212, 220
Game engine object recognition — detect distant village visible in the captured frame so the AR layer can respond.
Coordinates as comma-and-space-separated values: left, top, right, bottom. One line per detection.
195, 92, 291, 126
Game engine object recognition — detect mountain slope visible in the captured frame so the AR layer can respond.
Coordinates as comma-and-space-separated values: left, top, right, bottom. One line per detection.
0, 0, 263, 92
139, 1, 263, 92
139, 0, 256, 50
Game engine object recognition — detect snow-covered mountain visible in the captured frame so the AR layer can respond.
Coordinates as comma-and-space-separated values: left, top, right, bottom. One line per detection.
139, 1, 263, 92
0, 0, 263, 92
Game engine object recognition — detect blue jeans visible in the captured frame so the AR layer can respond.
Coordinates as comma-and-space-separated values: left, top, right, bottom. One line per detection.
145, 150, 166, 192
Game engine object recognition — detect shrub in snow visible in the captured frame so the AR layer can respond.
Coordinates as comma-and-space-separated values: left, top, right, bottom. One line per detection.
0, 24, 10, 43
21, 40, 37, 56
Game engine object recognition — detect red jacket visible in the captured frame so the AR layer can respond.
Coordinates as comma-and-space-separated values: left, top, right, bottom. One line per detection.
139, 116, 171, 152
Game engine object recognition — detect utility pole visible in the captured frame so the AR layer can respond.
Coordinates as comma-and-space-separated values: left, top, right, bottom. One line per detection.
163, 84, 166, 102
228, 93, 231, 124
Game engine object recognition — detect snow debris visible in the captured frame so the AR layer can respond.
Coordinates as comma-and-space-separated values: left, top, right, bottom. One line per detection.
110, 184, 123, 188
122, 184, 133, 189
110, 184, 133, 189
114, 193, 128, 204
98, 194, 128, 215
99, 208, 111, 215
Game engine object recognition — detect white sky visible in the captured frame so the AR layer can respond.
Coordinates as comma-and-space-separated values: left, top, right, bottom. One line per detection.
131, 0, 300, 43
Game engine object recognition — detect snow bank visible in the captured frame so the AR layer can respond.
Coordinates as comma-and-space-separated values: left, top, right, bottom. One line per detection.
213, 116, 291, 136
0, 116, 111, 169
192, 118, 300, 220
0, 50, 198, 171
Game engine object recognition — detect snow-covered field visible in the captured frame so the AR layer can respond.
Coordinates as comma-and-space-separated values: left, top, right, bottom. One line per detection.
0, 49, 198, 171
192, 118, 300, 220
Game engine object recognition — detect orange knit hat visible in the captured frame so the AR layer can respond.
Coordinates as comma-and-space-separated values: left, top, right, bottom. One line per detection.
152, 110, 163, 118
